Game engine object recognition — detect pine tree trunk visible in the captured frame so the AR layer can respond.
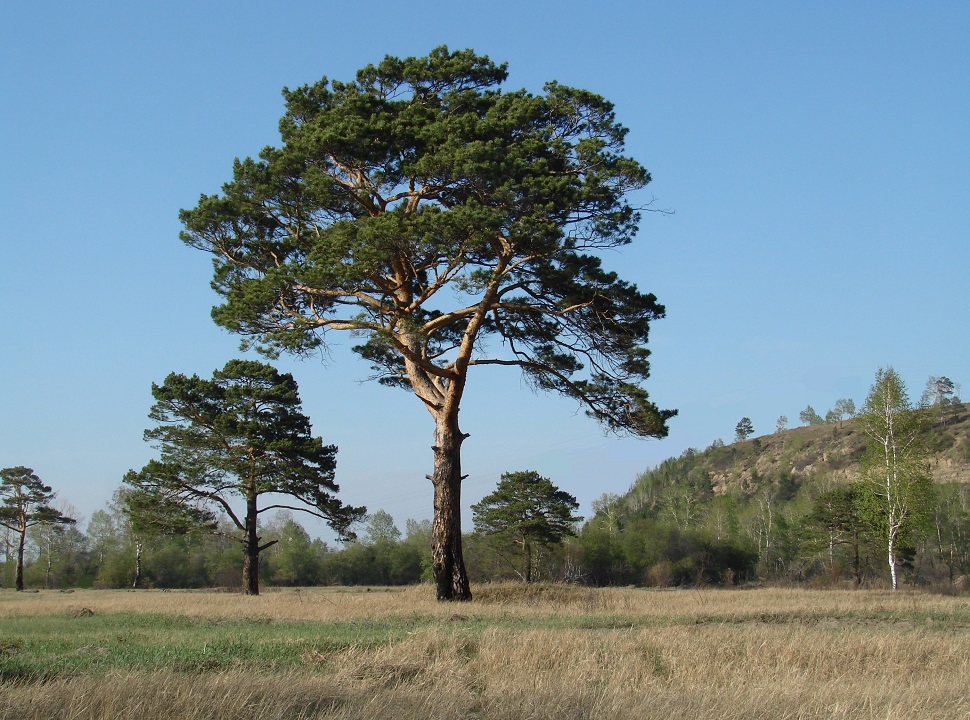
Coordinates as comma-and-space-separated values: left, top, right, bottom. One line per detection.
15, 527, 26, 592
430, 412, 471, 601
242, 495, 260, 596
242, 547, 260, 595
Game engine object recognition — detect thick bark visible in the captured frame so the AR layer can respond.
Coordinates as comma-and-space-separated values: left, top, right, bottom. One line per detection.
429, 413, 471, 601
15, 527, 26, 592
242, 495, 260, 596
242, 546, 260, 595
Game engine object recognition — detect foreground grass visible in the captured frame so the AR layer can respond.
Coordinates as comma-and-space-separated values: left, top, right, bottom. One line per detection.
1, 585, 969, 719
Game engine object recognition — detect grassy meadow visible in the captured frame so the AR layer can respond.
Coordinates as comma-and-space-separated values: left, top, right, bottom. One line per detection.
1, 584, 969, 719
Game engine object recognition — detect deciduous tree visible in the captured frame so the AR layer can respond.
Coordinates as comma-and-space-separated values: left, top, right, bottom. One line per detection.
858, 367, 933, 590
590, 493, 623, 535
262, 511, 325, 586
471, 470, 582, 583
831, 398, 856, 428
109, 487, 156, 589
123, 360, 364, 595
87, 509, 121, 572
0, 467, 75, 591
30, 503, 85, 589
799, 405, 824, 426
179, 47, 674, 599
362, 509, 402, 545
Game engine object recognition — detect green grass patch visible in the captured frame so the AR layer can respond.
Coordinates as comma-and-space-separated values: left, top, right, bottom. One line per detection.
0, 611, 421, 681
6, 599, 970, 683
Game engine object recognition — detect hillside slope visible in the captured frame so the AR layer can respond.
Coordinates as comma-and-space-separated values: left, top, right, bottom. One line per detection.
641, 403, 970, 500
583, 404, 970, 588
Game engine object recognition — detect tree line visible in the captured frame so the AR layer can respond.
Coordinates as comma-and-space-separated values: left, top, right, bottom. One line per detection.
0, 479, 581, 592
4, 367, 967, 592
1, 358, 582, 594
585, 370, 967, 590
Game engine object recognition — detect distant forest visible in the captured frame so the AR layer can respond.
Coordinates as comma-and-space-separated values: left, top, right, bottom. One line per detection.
4, 400, 969, 592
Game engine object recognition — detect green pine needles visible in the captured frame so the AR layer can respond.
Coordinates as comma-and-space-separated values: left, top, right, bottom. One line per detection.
124, 360, 364, 595
179, 47, 673, 599
472, 470, 583, 583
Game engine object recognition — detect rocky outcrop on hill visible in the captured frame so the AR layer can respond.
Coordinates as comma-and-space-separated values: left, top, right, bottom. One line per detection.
700, 403, 969, 496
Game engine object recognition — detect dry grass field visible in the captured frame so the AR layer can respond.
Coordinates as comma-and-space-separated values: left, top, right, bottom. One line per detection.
1, 584, 969, 719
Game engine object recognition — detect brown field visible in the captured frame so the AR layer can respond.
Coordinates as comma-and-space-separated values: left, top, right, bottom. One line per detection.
1, 584, 969, 719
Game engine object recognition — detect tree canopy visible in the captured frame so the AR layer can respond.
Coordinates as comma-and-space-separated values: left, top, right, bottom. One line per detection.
799, 405, 824, 426
735, 417, 754, 442
123, 359, 364, 594
362, 509, 403, 545
922, 376, 961, 426
0, 467, 75, 591
472, 470, 582, 582
858, 367, 933, 590
179, 47, 674, 599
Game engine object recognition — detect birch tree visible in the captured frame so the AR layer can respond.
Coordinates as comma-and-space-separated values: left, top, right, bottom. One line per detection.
831, 398, 856, 428
799, 405, 824, 426
858, 367, 933, 590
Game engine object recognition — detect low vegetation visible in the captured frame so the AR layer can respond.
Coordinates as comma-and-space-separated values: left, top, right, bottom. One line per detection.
577, 400, 970, 589
2, 585, 969, 719
6, 403, 970, 593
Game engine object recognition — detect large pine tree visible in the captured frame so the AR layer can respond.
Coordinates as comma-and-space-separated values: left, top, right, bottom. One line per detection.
180, 47, 674, 600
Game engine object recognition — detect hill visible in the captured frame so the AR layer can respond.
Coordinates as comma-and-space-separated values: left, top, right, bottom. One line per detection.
643, 402, 970, 500
577, 403, 970, 588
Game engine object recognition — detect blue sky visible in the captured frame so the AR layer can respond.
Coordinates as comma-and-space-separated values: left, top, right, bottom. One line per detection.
2, 2, 968, 541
